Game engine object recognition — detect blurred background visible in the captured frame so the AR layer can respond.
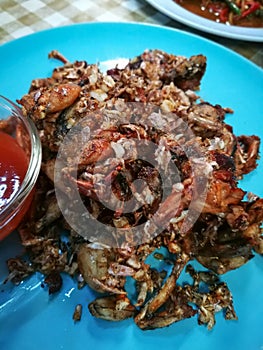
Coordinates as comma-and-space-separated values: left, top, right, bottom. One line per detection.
0, 0, 262, 67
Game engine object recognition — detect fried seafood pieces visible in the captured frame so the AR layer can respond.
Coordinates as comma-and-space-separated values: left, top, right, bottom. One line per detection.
7, 49, 263, 330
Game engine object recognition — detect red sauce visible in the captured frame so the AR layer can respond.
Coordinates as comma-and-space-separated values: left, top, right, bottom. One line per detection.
175, 0, 263, 28
0, 131, 32, 239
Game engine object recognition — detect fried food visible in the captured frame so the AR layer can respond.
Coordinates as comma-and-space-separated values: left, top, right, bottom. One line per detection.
6, 49, 262, 330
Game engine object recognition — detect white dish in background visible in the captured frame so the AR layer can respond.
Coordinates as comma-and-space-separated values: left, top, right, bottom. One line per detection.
145, 0, 263, 41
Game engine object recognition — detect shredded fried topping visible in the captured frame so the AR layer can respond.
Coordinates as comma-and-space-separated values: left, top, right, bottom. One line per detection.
4, 49, 262, 331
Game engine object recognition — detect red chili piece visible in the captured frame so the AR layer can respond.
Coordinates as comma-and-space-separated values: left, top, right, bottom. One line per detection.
241, 1, 261, 18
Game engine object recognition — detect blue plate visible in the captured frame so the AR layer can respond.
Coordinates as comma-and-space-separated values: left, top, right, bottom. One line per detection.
0, 22, 263, 350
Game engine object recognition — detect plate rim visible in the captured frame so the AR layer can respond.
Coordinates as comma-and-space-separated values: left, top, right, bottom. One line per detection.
145, 0, 263, 42
0, 21, 262, 73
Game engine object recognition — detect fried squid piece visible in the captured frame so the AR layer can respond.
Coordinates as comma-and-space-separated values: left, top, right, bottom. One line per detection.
234, 135, 260, 177
125, 50, 206, 91
89, 295, 136, 321
190, 196, 263, 274
203, 170, 245, 215
184, 266, 237, 330
135, 286, 196, 330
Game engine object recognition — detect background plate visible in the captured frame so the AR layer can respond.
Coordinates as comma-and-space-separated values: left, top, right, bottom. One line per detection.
145, 0, 263, 41
0, 22, 263, 350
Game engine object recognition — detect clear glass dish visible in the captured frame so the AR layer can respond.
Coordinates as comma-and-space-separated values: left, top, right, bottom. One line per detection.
0, 95, 42, 239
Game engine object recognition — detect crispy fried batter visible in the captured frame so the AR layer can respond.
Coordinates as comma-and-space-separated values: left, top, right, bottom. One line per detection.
6, 49, 262, 331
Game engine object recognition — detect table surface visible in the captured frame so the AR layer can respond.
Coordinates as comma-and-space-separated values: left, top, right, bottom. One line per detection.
0, 0, 262, 68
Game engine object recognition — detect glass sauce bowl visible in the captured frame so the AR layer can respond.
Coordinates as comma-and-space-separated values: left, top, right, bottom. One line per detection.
0, 95, 42, 240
